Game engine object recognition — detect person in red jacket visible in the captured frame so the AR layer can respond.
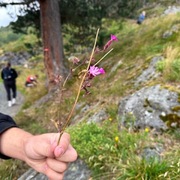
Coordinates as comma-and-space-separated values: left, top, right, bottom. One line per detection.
25, 75, 38, 87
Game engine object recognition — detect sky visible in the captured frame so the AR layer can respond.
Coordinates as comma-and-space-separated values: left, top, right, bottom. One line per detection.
0, 0, 21, 27
0, 7, 16, 27
0, 1, 39, 27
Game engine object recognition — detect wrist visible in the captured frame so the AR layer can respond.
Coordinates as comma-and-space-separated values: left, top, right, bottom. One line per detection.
0, 127, 33, 161
22, 132, 34, 163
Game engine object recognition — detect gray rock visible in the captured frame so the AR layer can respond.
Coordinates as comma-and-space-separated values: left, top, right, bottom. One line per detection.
64, 158, 91, 180
164, 6, 180, 15
0, 52, 31, 66
18, 158, 91, 180
135, 56, 164, 86
110, 60, 122, 75
162, 30, 173, 38
87, 109, 108, 124
118, 85, 179, 131
163, 24, 180, 38
18, 169, 47, 180
141, 145, 163, 162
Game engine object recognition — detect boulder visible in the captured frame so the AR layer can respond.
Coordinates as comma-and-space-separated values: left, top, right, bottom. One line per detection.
118, 85, 180, 131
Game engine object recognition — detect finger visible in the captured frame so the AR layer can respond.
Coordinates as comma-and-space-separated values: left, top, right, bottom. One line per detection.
26, 133, 58, 159
46, 158, 68, 173
54, 132, 70, 157
44, 164, 64, 180
56, 144, 78, 162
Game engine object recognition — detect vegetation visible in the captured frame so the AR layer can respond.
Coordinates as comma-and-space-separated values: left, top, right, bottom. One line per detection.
0, 26, 39, 54
0, 4, 180, 180
69, 122, 180, 179
0, 26, 22, 48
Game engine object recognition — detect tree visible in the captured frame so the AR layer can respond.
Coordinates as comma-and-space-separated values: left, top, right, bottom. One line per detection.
0, 0, 149, 89
0, 0, 65, 90
39, 0, 66, 89
7, 0, 149, 48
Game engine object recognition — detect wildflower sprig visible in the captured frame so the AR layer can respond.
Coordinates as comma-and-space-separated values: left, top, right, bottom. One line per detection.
56, 29, 118, 144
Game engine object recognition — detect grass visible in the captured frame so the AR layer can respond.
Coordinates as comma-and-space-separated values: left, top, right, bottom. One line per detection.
68, 121, 180, 179
156, 46, 180, 82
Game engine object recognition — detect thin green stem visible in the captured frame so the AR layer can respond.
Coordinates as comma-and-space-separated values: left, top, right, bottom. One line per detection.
94, 48, 113, 66
57, 28, 100, 144
62, 73, 71, 87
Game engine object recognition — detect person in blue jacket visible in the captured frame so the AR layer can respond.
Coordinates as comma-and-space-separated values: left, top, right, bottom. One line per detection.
137, 11, 146, 24
0, 113, 77, 179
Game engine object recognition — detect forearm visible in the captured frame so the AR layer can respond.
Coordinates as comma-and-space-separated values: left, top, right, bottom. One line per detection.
0, 127, 33, 161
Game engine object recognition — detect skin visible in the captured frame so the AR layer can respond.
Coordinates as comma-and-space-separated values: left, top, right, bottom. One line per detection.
0, 128, 77, 180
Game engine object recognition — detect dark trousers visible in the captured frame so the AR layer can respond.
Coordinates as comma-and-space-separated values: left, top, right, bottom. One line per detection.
3, 80, 17, 101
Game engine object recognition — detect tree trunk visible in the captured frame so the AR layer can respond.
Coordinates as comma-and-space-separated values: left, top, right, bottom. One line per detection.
39, 0, 65, 90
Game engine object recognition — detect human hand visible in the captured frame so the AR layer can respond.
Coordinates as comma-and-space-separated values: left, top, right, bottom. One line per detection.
23, 132, 77, 180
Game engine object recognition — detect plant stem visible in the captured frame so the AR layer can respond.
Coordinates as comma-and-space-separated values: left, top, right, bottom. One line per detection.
57, 28, 100, 144
94, 48, 113, 66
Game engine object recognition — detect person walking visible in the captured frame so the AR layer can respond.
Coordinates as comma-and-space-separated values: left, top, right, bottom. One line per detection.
1, 62, 18, 107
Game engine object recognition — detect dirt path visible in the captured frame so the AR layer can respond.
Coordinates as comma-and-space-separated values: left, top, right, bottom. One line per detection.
0, 83, 24, 117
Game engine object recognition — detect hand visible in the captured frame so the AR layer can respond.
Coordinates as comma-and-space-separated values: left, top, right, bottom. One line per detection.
24, 132, 77, 180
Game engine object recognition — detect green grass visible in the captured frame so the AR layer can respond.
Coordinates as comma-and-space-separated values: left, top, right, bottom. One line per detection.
68, 121, 180, 179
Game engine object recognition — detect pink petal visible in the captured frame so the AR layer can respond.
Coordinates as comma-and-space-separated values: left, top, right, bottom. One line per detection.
89, 66, 105, 76
103, 40, 112, 50
99, 68, 105, 74
111, 34, 118, 41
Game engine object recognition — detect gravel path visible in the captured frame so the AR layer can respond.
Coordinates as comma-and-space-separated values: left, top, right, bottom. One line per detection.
0, 83, 24, 117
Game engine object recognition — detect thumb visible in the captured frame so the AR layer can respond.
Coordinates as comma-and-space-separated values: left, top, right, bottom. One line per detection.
54, 132, 70, 158
25, 133, 59, 159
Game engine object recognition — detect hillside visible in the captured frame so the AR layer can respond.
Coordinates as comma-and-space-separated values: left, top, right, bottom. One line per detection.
0, 5, 180, 180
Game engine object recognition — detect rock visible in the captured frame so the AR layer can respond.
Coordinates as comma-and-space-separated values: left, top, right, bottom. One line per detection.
87, 109, 108, 124
163, 24, 180, 38
135, 56, 164, 86
162, 30, 173, 38
164, 6, 180, 15
118, 85, 180, 131
141, 145, 163, 162
18, 158, 91, 180
110, 60, 122, 75
64, 158, 91, 180
0, 52, 31, 66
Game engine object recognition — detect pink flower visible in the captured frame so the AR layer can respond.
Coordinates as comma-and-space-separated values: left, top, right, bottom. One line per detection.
110, 34, 118, 42
103, 34, 118, 51
89, 66, 105, 77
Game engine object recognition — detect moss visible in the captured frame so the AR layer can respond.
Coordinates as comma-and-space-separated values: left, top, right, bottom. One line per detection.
178, 94, 180, 103
143, 98, 151, 108
171, 106, 180, 112
160, 113, 180, 128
